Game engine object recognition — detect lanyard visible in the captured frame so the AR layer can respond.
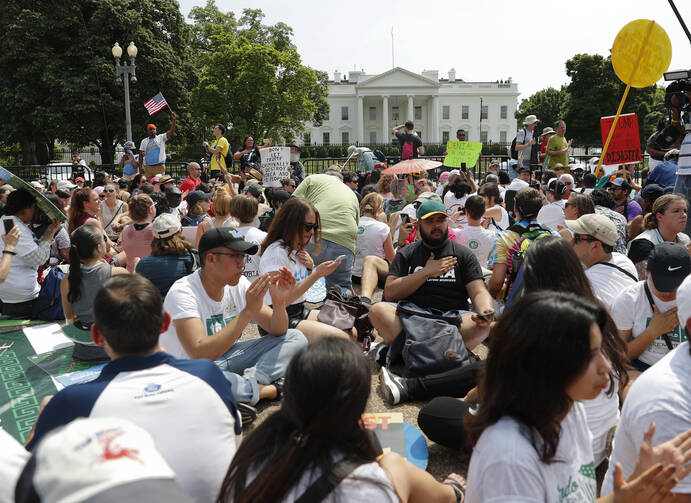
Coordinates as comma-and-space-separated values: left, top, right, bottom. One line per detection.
643, 281, 674, 351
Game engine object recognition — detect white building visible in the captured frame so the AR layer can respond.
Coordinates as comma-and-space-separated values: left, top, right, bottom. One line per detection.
302, 67, 519, 147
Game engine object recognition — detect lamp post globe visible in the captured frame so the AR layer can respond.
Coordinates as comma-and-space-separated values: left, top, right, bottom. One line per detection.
111, 42, 122, 59
127, 42, 137, 58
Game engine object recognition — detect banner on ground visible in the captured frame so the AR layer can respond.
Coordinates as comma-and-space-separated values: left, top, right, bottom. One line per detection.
599, 113, 641, 165
443, 141, 483, 168
260, 147, 291, 188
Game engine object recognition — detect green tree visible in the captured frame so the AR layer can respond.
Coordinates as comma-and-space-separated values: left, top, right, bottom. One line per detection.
562, 54, 659, 147
515, 87, 567, 132
190, 2, 328, 148
0, 0, 193, 165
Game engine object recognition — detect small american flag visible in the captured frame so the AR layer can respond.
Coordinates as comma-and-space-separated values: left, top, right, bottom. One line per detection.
144, 92, 168, 115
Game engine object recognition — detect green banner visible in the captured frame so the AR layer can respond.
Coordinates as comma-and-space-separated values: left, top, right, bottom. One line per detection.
443, 141, 483, 168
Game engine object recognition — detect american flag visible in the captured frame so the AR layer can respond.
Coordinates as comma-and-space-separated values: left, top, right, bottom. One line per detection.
144, 92, 168, 115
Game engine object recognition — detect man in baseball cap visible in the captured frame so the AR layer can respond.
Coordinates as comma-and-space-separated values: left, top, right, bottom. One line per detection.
160, 226, 307, 415
567, 213, 638, 308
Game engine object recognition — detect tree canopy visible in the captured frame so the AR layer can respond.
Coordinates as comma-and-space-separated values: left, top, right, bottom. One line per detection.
515, 87, 567, 132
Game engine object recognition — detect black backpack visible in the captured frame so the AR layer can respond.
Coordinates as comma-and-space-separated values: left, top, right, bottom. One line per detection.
509, 128, 527, 160
372, 149, 386, 162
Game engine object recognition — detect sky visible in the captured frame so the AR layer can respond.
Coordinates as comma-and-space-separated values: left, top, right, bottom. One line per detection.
178, 0, 691, 102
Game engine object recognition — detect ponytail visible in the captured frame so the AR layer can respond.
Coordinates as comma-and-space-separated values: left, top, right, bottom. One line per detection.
67, 244, 83, 303
67, 225, 104, 303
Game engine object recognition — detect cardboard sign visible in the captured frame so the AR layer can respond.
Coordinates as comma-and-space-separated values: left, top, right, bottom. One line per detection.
260, 147, 291, 188
443, 141, 483, 168
361, 413, 406, 457
599, 113, 641, 165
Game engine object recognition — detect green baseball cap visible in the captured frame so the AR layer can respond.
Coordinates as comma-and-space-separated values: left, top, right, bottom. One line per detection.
61, 321, 96, 346
417, 200, 447, 220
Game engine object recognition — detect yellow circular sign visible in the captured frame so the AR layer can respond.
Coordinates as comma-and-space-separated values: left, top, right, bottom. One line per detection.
611, 19, 672, 88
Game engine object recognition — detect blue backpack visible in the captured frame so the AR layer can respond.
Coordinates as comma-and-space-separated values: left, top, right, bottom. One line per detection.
32, 267, 66, 321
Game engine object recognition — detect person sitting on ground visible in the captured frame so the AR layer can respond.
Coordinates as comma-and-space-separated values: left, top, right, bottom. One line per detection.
216, 337, 465, 503
28, 274, 241, 502
646, 148, 679, 189
60, 225, 128, 361
371, 199, 494, 404
179, 162, 203, 194
627, 194, 690, 280
127, 174, 146, 197
258, 189, 290, 232
182, 190, 212, 227
592, 189, 628, 254
454, 195, 496, 269
611, 242, 690, 397
566, 213, 637, 311
195, 187, 234, 248
30, 192, 70, 265
382, 176, 409, 218
159, 227, 308, 418
537, 178, 567, 231
0, 190, 62, 317
99, 182, 128, 241
354, 193, 395, 305
627, 184, 664, 242
259, 197, 353, 342
607, 177, 642, 222
231, 195, 267, 283
0, 225, 21, 284
120, 194, 155, 272
477, 182, 509, 231
464, 290, 689, 502
603, 274, 691, 499
135, 214, 198, 297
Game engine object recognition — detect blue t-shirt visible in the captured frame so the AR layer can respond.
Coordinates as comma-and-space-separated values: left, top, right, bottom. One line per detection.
135, 253, 195, 296
121, 152, 140, 176
647, 160, 678, 188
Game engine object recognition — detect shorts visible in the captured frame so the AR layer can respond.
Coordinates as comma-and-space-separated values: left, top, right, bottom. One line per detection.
144, 164, 165, 179
259, 302, 310, 335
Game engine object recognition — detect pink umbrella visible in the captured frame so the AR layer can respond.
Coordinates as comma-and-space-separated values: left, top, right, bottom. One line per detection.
381, 158, 442, 175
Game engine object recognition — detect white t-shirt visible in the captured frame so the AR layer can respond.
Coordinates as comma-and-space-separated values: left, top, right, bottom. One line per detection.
537, 200, 566, 231
603, 343, 691, 495
466, 402, 597, 503
456, 225, 496, 268
581, 380, 620, 467
235, 225, 267, 283
611, 280, 687, 366
259, 240, 309, 305
444, 191, 467, 214
0, 427, 29, 503
489, 204, 510, 232
139, 133, 169, 165
160, 270, 249, 359
353, 216, 390, 276
0, 217, 41, 302
507, 178, 529, 191
586, 253, 637, 310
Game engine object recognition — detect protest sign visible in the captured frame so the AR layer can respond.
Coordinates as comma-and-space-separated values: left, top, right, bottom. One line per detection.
443, 141, 483, 168
260, 147, 291, 188
599, 113, 641, 165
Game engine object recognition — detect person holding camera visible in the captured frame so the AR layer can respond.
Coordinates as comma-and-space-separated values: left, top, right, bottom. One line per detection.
118, 141, 140, 181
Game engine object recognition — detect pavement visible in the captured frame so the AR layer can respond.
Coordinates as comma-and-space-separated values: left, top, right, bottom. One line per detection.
243, 284, 481, 481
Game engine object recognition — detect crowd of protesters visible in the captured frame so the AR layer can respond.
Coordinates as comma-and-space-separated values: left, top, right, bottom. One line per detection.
0, 115, 690, 503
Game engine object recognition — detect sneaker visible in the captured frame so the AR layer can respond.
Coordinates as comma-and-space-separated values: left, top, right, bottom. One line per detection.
368, 343, 388, 366
360, 296, 372, 306
238, 403, 258, 425
379, 367, 410, 405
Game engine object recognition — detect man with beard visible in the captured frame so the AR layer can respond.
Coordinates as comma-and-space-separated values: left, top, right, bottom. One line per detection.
369, 199, 494, 347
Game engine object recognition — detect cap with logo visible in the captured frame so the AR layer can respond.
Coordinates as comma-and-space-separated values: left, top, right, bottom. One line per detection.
416, 200, 447, 221
565, 213, 618, 247
14, 417, 193, 503
198, 227, 259, 256
647, 242, 691, 293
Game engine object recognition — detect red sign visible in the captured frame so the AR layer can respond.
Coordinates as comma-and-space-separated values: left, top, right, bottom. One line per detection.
600, 113, 641, 165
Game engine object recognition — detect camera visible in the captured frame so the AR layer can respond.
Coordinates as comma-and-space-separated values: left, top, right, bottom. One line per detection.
664, 70, 691, 111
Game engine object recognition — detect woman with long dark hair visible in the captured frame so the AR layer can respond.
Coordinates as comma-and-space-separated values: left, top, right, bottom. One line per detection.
127, 173, 147, 197
60, 225, 128, 360
465, 291, 687, 501
217, 338, 463, 503
259, 197, 352, 343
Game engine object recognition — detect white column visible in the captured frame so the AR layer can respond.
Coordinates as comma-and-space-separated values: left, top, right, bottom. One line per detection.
432, 95, 440, 143
357, 95, 364, 145
381, 95, 389, 146
407, 95, 414, 121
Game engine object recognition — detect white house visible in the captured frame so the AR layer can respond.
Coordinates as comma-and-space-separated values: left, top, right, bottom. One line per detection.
302, 67, 519, 146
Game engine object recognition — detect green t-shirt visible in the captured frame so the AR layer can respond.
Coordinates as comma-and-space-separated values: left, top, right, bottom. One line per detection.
292, 174, 360, 253
546, 135, 568, 167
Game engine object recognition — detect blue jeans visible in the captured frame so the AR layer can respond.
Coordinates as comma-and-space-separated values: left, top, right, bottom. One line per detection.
306, 239, 355, 293
215, 329, 307, 405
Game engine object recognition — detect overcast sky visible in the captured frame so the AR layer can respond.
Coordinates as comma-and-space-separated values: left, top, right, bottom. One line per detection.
178, 0, 691, 102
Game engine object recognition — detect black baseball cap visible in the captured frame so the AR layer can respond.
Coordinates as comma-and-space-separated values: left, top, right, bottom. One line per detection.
198, 227, 259, 255
640, 183, 664, 201
518, 166, 531, 173
647, 242, 691, 292
186, 190, 212, 208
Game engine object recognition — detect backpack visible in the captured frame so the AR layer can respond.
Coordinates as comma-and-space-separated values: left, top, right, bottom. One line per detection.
32, 266, 67, 321
372, 149, 386, 162
509, 128, 527, 160
401, 140, 414, 160
503, 222, 552, 299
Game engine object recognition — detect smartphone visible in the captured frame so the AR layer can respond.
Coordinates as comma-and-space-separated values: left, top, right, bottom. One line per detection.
461, 162, 467, 173
475, 311, 495, 321
335, 254, 346, 262
2, 216, 14, 234
402, 214, 410, 224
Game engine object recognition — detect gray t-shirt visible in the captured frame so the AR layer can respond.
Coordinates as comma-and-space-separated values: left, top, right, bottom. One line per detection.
72, 262, 112, 323
515, 128, 535, 161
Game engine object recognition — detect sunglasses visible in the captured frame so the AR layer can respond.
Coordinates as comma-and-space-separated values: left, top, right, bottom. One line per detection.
304, 223, 319, 232
104, 188, 116, 193
99, 194, 106, 199
210, 251, 245, 263
573, 235, 598, 243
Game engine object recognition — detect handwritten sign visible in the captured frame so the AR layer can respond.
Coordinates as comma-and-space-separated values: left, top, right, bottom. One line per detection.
260, 147, 291, 188
599, 113, 641, 165
443, 141, 483, 168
